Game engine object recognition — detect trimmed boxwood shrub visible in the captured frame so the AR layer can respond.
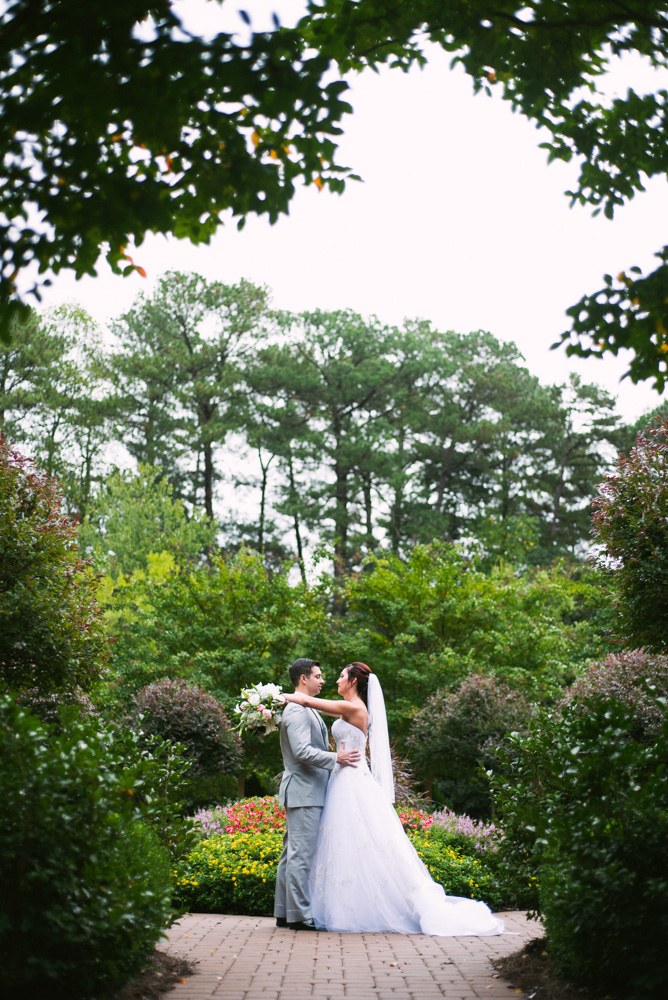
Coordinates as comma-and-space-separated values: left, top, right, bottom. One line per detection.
0, 698, 185, 999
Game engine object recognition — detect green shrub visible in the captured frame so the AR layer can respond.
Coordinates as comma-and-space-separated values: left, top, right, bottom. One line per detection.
0, 438, 107, 696
174, 830, 282, 915
408, 673, 535, 818
561, 648, 668, 740
490, 695, 668, 998
130, 677, 242, 809
592, 417, 668, 652
0, 698, 186, 998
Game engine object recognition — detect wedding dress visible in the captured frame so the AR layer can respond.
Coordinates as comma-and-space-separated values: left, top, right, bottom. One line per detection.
309, 717, 504, 935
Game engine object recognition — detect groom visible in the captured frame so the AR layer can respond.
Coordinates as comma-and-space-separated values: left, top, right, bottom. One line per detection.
274, 657, 359, 931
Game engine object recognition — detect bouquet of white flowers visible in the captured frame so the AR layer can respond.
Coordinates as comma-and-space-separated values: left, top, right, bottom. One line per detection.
234, 682, 286, 736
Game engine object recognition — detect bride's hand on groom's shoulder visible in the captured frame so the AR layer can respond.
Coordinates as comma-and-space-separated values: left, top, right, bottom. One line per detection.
284, 692, 306, 705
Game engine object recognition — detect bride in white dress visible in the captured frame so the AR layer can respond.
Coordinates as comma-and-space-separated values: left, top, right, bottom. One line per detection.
283, 662, 503, 936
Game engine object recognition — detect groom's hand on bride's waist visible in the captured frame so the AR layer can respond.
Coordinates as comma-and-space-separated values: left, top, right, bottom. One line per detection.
336, 741, 360, 767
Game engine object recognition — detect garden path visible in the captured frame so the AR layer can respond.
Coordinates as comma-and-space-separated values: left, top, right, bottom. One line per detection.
163, 910, 543, 1000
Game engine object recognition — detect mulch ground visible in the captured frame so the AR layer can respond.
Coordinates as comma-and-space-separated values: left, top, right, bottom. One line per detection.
109, 951, 197, 1000
495, 937, 608, 1000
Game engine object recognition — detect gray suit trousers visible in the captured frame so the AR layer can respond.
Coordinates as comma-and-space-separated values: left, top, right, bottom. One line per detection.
274, 804, 322, 923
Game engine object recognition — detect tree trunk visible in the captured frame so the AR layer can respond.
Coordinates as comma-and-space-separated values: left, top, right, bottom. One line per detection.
333, 458, 348, 579
363, 475, 374, 551
551, 437, 571, 538
203, 439, 214, 519
287, 455, 307, 584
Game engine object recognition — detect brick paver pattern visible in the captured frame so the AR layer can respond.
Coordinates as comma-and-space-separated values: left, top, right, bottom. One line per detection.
164, 910, 544, 1000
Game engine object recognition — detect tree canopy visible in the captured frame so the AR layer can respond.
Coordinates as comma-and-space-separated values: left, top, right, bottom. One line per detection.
1, 287, 633, 566
0, 0, 351, 338
303, 0, 668, 388
3, 2, 668, 387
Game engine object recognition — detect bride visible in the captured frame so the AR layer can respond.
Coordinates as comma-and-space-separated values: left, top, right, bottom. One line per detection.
284, 662, 503, 936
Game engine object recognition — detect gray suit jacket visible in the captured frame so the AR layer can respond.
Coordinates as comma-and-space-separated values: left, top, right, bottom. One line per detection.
278, 702, 336, 808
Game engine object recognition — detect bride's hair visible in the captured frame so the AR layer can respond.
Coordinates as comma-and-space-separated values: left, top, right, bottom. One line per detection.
346, 662, 372, 706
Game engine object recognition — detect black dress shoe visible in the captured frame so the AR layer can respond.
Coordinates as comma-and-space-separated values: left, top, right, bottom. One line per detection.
275, 916, 288, 928
287, 920, 318, 931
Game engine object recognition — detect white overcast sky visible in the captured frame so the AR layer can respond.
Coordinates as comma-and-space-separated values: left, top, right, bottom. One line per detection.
36, 0, 667, 422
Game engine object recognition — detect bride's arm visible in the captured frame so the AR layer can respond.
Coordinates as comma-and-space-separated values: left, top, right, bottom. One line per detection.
284, 692, 352, 720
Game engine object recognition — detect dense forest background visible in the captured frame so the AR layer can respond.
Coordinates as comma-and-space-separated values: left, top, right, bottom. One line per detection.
3, 271, 663, 567
3, 270, 666, 803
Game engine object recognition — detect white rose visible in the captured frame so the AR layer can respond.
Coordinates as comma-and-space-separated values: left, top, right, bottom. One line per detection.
247, 691, 260, 706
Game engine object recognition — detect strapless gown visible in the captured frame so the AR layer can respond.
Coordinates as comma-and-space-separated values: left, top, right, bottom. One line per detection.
308, 719, 504, 935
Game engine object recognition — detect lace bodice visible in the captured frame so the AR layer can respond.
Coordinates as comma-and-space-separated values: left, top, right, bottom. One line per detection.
332, 718, 367, 755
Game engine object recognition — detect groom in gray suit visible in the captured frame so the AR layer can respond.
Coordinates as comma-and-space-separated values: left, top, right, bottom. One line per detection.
274, 657, 360, 931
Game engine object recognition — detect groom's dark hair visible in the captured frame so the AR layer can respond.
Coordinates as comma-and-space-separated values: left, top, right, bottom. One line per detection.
289, 657, 320, 686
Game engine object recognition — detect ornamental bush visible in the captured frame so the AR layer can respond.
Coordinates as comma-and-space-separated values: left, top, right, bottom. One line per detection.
561, 648, 668, 740
0, 698, 183, 998
408, 673, 535, 818
592, 417, 668, 651
131, 678, 242, 807
490, 695, 668, 998
0, 437, 107, 695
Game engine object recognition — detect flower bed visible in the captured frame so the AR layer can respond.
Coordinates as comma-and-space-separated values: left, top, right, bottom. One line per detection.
174, 830, 283, 915
407, 832, 506, 910
178, 796, 509, 915
430, 807, 503, 854
192, 796, 285, 838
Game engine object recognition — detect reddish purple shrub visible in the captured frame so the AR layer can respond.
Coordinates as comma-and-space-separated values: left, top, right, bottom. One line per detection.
561, 649, 668, 740
133, 678, 242, 778
0, 436, 107, 695
408, 673, 535, 818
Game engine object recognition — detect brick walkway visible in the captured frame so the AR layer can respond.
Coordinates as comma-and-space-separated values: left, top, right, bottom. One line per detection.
164, 911, 544, 1000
